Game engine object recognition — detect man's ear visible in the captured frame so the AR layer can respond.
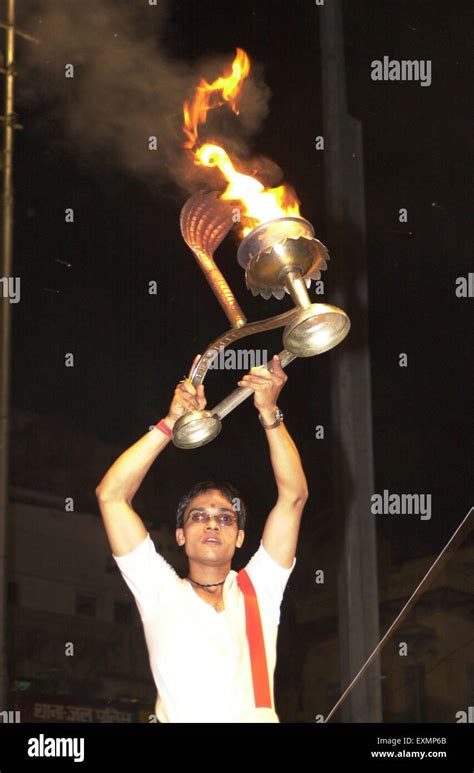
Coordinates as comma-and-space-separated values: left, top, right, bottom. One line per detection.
236, 529, 245, 549
176, 528, 185, 546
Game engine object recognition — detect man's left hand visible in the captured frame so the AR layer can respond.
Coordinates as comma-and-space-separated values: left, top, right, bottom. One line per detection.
237, 355, 287, 412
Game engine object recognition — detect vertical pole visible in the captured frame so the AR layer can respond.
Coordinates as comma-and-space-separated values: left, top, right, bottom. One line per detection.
0, 0, 16, 710
319, 0, 382, 721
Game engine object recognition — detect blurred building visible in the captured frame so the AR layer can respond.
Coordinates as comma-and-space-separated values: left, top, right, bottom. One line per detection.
6, 485, 185, 722
277, 513, 474, 722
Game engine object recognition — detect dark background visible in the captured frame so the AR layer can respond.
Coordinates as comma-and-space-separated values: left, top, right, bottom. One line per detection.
6, 0, 472, 721
12, 0, 471, 554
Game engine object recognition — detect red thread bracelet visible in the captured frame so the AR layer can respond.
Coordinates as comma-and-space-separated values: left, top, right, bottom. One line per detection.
155, 419, 173, 438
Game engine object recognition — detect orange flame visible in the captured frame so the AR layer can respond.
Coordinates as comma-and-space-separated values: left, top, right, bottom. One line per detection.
184, 48, 301, 235
183, 48, 250, 150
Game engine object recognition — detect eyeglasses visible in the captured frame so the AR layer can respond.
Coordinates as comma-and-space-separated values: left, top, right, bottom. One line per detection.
185, 510, 238, 527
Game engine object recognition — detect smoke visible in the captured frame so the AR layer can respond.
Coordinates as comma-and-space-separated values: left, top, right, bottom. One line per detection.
16, 0, 278, 196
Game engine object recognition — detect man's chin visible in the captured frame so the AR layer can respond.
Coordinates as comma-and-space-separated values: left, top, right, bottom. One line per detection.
188, 543, 235, 562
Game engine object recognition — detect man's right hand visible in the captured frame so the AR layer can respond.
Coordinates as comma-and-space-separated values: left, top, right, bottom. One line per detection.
165, 354, 207, 427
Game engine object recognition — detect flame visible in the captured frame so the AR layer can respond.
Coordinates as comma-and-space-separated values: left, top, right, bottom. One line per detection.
183, 48, 250, 150
184, 49, 301, 235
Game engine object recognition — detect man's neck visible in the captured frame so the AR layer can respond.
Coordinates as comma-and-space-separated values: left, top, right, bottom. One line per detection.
186, 559, 231, 592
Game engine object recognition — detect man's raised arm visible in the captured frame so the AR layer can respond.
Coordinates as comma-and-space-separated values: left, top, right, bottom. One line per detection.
96, 355, 206, 557
237, 355, 308, 569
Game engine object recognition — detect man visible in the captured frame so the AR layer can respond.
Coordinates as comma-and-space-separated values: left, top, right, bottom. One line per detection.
96, 353, 308, 722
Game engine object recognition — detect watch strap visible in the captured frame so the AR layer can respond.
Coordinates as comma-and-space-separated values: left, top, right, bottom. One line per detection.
258, 408, 284, 429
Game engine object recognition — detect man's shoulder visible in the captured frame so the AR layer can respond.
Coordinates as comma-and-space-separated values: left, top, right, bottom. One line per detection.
243, 539, 296, 577
113, 532, 180, 584
236, 540, 296, 624
239, 540, 296, 597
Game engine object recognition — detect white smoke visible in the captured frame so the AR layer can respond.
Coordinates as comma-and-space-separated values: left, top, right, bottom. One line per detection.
17, 0, 279, 195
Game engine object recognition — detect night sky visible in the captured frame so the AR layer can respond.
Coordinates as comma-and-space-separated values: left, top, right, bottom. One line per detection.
8, 0, 472, 573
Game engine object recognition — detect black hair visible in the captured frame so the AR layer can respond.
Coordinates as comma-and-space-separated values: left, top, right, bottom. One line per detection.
176, 479, 247, 530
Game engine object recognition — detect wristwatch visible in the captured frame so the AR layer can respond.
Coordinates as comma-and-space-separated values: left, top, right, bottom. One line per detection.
258, 407, 284, 429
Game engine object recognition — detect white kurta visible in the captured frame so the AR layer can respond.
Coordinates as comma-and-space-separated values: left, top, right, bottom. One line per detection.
113, 533, 296, 722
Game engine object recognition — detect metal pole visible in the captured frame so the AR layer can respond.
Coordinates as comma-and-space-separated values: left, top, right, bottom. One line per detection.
0, 0, 16, 711
320, 0, 382, 721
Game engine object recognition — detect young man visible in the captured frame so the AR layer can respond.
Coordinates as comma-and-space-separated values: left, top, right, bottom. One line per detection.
96, 353, 308, 722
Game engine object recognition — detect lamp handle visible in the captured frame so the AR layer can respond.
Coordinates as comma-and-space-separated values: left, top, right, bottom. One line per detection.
212, 349, 297, 420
